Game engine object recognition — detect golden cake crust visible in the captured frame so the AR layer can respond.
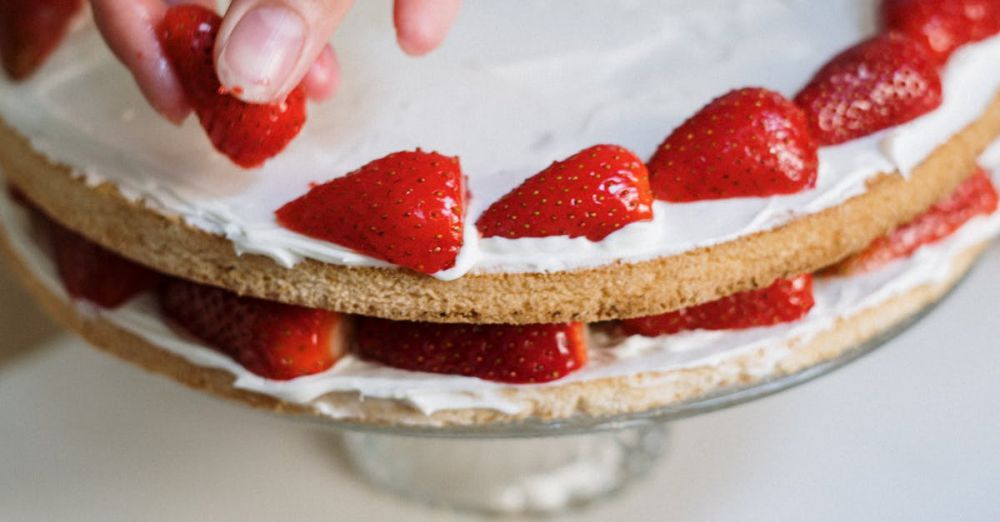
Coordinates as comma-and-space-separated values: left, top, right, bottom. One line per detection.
1, 93, 999, 325
0, 211, 986, 428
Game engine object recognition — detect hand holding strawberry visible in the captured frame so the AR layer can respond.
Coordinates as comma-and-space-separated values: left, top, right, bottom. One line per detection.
90, 0, 460, 122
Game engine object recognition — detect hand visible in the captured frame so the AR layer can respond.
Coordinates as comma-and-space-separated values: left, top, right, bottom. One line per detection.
90, 0, 461, 123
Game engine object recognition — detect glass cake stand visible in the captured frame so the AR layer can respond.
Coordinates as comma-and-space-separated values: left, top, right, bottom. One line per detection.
305, 272, 970, 516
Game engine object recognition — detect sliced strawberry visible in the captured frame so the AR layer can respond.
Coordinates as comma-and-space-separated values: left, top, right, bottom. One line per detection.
354, 319, 587, 384
648, 88, 818, 202
44, 217, 160, 309
276, 149, 466, 274
476, 145, 653, 240
622, 275, 815, 337
159, 278, 347, 380
881, 0, 1000, 65
794, 33, 942, 146
0, 0, 82, 81
158, 5, 307, 168
832, 168, 998, 275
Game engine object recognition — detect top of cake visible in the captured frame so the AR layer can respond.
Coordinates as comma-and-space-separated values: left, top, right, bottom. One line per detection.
2, 0, 1000, 280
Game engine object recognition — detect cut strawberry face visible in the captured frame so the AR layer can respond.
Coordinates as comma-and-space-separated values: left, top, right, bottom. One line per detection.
622, 275, 815, 337
45, 217, 160, 309
158, 5, 307, 168
648, 88, 818, 202
159, 278, 347, 380
881, 0, 1000, 65
832, 168, 998, 275
354, 319, 588, 384
477, 144, 653, 241
794, 33, 942, 146
0, 0, 83, 80
276, 150, 467, 275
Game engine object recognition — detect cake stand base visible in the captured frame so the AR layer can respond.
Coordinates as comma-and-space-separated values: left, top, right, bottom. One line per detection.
339, 425, 668, 515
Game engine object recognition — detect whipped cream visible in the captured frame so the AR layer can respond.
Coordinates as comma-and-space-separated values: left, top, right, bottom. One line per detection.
3, 150, 998, 417
1, 1, 999, 280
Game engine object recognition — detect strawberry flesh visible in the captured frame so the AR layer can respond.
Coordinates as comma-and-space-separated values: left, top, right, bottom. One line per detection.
832, 168, 998, 275
0, 0, 82, 80
159, 277, 346, 380
477, 144, 653, 240
794, 33, 942, 146
276, 149, 466, 275
44, 216, 160, 309
881, 0, 1000, 65
354, 319, 588, 384
158, 5, 307, 168
622, 275, 815, 337
648, 88, 818, 202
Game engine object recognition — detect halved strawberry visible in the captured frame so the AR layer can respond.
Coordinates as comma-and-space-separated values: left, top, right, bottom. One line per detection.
476, 145, 653, 240
276, 149, 466, 275
648, 88, 818, 202
831, 168, 998, 275
881, 0, 1000, 65
158, 5, 306, 168
621, 275, 815, 337
0, 0, 82, 80
45, 217, 160, 309
354, 319, 587, 384
794, 33, 942, 146
159, 277, 347, 380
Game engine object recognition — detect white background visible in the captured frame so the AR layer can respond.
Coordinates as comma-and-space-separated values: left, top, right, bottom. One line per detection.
2, 244, 999, 521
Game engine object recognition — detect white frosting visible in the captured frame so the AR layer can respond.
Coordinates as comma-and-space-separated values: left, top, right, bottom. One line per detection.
3, 152, 998, 417
1, 1, 999, 279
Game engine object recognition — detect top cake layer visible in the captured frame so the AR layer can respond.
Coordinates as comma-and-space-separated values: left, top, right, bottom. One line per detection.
2, 0, 999, 281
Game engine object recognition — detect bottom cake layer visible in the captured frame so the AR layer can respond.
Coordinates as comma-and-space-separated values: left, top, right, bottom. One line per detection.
1, 165, 998, 427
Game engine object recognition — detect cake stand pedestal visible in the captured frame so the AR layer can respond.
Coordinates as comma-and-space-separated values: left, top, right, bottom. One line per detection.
342, 425, 666, 513
321, 285, 959, 515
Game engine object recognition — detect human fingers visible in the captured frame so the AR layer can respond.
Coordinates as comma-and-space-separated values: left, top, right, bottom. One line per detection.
393, 0, 461, 56
214, 0, 353, 103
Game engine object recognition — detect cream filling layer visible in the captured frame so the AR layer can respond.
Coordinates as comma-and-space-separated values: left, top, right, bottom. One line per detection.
3, 145, 998, 417
1, 1, 999, 280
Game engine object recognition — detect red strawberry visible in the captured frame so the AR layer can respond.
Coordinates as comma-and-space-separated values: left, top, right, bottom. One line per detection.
354, 319, 587, 384
832, 167, 998, 275
476, 145, 653, 241
881, 0, 1000, 65
158, 5, 306, 168
647, 88, 818, 202
622, 275, 815, 337
159, 278, 347, 380
794, 33, 942, 146
276, 150, 466, 275
0, 0, 82, 80
44, 217, 160, 309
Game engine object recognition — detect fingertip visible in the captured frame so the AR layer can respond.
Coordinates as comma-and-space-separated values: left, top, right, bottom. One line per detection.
394, 0, 461, 56
303, 45, 340, 102
160, 103, 192, 126
90, 0, 193, 124
136, 71, 192, 125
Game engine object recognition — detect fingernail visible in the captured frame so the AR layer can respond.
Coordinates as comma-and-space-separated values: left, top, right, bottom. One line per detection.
218, 4, 305, 102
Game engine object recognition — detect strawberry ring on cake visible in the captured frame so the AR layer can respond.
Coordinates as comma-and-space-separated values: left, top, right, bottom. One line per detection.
2, 145, 997, 427
4, 0, 1000, 428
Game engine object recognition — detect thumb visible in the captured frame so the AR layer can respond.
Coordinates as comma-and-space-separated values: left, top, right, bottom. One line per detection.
214, 0, 353, 104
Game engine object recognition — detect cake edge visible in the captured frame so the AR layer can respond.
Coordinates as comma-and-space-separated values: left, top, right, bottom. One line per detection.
2, 93, 999, 325
0, 214, 986, 428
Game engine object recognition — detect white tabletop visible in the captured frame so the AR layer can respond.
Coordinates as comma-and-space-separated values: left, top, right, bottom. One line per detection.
2, 244, 1000, 521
